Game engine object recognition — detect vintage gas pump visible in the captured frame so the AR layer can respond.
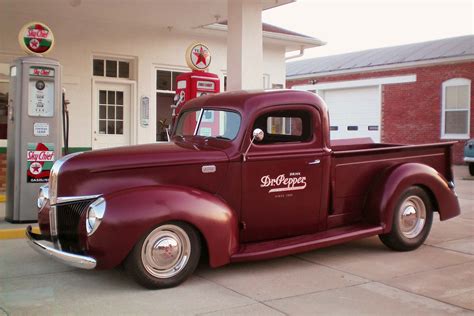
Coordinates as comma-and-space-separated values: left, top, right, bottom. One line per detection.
171, 43, 220, 129
5, 22, 62, 222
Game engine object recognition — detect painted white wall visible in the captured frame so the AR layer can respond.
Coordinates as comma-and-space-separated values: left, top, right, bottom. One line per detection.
0, 12, 286, 148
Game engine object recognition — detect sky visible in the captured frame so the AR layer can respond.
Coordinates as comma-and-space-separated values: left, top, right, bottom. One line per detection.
262, 0, 473, 60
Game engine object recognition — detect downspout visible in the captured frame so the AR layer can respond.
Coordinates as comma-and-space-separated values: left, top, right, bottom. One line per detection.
285, 47, 305, 61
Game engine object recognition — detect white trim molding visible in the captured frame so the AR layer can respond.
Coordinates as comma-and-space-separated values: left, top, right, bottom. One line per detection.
441, 78, 471, 140
292, 74, 417, 91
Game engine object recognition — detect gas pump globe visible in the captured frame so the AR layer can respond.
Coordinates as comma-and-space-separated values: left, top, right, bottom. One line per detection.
171, 43, 220, 129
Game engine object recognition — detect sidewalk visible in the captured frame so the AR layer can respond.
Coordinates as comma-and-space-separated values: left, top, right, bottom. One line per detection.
0, 203, 40, 239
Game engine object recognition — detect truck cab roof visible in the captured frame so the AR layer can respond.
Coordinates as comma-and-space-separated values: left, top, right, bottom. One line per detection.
180, 89, 328, 118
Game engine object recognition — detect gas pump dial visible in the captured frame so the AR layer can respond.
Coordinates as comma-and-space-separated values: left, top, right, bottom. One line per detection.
28, 67, 55, 117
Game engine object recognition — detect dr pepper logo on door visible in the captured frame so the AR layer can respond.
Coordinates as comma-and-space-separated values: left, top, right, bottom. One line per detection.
260, 172, 307, 193
18, 22, 55, 55
27, 143, 55, 183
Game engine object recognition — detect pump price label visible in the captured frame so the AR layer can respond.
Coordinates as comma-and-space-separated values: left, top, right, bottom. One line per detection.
27, 143, 55, 183
33, 122, 50, 136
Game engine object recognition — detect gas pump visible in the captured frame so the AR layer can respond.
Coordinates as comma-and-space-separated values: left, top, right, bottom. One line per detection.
171, 43, 220, 129
5, 22, 63, 222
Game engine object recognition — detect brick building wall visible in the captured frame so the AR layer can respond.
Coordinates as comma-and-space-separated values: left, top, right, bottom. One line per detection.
287, 61, 474, 164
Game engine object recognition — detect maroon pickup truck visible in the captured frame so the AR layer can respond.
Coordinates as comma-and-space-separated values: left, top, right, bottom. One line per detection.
27, 90, 460, 289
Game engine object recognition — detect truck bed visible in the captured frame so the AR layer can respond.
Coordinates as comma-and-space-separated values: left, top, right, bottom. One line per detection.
328, 138, 456, 228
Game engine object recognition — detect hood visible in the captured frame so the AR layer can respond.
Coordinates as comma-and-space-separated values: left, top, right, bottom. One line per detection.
55, 141, 230, 198
66, 141, 229, 173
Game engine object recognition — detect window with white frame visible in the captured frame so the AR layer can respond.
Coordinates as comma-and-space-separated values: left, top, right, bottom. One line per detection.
442, 78, 471, 139
93, 58, 131, 79
156, 69, 185, 141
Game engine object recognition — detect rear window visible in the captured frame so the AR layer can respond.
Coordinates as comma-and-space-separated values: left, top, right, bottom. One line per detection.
253, 110, 312, 144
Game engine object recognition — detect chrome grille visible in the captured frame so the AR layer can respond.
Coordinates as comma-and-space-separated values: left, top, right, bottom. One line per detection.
56, 200, 94, 252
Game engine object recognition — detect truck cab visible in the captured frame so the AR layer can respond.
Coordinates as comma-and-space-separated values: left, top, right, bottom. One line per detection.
27, 90, 460, 289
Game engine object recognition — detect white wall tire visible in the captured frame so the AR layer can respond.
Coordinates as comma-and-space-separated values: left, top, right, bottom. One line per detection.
125, 222, 201, 289
379, 186, 433, 251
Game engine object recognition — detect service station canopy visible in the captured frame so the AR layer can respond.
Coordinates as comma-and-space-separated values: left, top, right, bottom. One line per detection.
5, 0, 292, 34
4, 0, 323, 90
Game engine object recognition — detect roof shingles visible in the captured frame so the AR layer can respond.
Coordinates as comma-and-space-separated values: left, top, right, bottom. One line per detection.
287, 35, 474, 77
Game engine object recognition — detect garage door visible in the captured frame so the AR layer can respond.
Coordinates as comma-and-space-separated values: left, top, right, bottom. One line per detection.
320, 86, 381, 142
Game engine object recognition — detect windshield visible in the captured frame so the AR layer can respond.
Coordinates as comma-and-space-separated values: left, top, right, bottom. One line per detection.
175, 109, 241, 140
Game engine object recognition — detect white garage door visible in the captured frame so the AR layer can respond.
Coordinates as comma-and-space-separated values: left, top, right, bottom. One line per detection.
320, 86, 381, 142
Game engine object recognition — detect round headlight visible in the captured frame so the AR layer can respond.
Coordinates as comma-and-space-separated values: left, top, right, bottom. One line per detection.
37, 185, 49, 210
86, 197, 106, 236
86, 209, 97, 232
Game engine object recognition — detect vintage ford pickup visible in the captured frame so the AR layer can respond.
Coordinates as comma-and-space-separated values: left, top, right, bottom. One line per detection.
27, 90, 460, 288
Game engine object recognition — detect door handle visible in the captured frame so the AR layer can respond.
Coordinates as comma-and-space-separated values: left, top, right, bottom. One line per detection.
308, 159, 320, 165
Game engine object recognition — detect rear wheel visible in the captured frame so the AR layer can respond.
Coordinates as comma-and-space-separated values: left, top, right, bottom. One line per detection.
379, 186, 433, 251
125, 222, 201, 289
469, 163, 474, 176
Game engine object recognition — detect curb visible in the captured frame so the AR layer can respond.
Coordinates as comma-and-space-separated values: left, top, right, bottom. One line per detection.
0, 227, 40, 240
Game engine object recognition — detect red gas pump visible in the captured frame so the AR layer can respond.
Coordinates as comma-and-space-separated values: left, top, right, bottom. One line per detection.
171, 43, 220, 130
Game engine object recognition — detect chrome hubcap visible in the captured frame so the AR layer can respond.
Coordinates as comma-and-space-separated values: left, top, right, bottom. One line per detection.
141, 225, 190, 279
399, 196, 426, 239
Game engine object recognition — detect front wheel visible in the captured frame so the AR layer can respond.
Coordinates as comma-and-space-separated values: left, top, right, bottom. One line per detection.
125, 222, 201, 289
379, 186, 433, 251
469, 163, 474, 176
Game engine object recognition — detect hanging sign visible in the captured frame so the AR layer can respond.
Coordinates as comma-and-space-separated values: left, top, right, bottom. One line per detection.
27, 143, 55, 183
185, 42, 211, 71
18, 22, 55, 55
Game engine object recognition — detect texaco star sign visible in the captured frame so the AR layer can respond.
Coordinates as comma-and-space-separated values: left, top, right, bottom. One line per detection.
186, 43, 211, 71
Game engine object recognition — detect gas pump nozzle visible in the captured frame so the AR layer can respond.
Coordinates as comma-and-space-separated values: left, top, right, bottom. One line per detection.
62, 88, 70, 155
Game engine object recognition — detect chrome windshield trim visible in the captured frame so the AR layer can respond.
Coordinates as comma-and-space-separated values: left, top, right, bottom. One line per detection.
55, 195, 101, 205
49, 152, 84, 205
193, 109, 204, 136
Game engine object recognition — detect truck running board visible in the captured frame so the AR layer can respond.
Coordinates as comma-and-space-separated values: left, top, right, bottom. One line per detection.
231, 224, 383, 263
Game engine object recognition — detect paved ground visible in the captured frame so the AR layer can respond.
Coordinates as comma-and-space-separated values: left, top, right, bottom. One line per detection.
0, 166, 473, 315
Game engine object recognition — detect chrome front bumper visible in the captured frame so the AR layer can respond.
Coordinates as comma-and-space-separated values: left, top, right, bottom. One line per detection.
26, 226, 97, 270
464, 157, 474, 163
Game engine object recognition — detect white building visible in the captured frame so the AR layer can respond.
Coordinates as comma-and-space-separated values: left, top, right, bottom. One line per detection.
0, 0, 323, 153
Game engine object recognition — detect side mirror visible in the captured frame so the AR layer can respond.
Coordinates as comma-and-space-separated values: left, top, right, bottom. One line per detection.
243, 128, 264, 162
253, 128, 264, 142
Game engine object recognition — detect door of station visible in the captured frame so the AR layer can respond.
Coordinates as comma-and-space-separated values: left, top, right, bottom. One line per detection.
93, 82, 131, 149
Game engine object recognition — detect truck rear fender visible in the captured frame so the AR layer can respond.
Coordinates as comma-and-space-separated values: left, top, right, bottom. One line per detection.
364, 163, 460, 233
87, 185, 239, 269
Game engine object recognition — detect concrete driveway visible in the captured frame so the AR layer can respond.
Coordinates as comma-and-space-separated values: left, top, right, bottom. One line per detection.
0, 166, 473, 315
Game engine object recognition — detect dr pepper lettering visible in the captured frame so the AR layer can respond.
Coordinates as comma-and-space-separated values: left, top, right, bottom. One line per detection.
260, 173, 307, 193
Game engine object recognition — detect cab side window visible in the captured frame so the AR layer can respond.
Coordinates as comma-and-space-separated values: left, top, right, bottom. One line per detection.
253, 110, 313, 144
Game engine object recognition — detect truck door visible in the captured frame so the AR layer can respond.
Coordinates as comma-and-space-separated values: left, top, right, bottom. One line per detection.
241, 106, 324, 242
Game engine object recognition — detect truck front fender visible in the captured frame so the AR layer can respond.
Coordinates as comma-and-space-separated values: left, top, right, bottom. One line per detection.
86, 185, 239, 269
365, 163, 460, 233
